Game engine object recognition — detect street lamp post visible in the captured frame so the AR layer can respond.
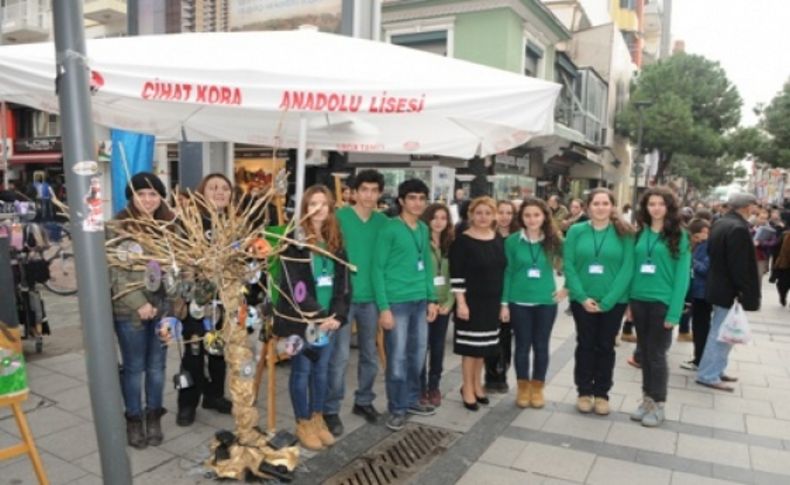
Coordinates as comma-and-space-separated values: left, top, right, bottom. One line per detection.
631, 101, 651, 220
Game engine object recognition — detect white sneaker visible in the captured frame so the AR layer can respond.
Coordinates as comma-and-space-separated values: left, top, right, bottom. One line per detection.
680, 360, 698, 371
641, 401, 665, 427
630, 396, 654, 422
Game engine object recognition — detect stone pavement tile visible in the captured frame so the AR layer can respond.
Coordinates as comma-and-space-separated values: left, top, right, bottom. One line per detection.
586, 456, 671, 485
766, 375, 790, 390
25, 362, 55, 379
511, 408, 553, 430
408, 400, 490, 433
544, 384, 572, 404
27, 373, 85, 396
65, 474, 103, 485
0, 451, 89, 485
771, 400, 790, 421
131, 456, 215, 484
456, 462, 536, 485
741, 385, 790, 403
35, 422, 98, 462
746, 415, 790, 440
728, 347, 765, 364
540, 412, 612, 442
713, 394, 775, 418
48, 384, 92, 412
736, 362, 789, 378
74, 445, 177, 477
0, 393, 50, 420
676, 434, 750, 468
749, 445, 790, 476
160, 422, 218, 457
680, 405, 746, 432
551, 370, 575, 387
511, 442, 596, 482
478, 436, 529, 468
32, 352, 85, 370
670, 471, 742, 485
0, 405, 86, 439
636, 450, 713, 477
605, 421, 677, 454
47, 358, 89, 381
668, 374, 689, 390
613, 365, 641, 383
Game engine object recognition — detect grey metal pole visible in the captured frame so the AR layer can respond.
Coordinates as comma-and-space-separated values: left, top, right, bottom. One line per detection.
51, 1, 132, 483
127, 0, 138, 36
294, 114, 308, 221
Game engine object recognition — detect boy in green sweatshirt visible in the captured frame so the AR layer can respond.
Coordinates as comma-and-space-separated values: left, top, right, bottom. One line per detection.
372, 179, 438, 431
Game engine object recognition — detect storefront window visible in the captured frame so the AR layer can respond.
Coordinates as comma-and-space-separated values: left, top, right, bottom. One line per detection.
491, 174, 536, 201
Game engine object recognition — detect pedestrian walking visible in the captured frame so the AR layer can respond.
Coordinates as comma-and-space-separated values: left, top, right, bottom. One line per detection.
770, 228, 790, 307
450, 197, 507, 411
372, 179, 439, 431
628, 187, 691, 427
325, 170, 388, 436
274, 185, 350, 451
564, 188, 634, 416
484, 200, 519, 393
419, 203, 455, 407
679, 219, 712, 371
499, 197, 566, 409
176, 174, 234, 427
696, 193, 761, 392
110, 172, 175, 449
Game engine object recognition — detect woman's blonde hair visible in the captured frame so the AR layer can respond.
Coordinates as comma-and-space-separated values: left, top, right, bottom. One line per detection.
467, 196, 498, 229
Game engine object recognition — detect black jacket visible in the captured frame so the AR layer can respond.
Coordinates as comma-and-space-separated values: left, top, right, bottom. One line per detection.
274, 242, 351, 339
705, 211, 761, 311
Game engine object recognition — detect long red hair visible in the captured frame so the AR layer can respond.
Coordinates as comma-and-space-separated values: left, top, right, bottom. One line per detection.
300, 185, 343, 253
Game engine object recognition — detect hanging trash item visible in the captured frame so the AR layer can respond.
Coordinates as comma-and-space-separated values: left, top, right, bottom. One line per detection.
193, 279, 216, 305
0, 347, 28, 398
189, 300, 206, 320
156, 317, 183, 342
276, 335, 304, 357
143, 261, 162, 292
204, 330, 225, 356
245, 262, 262, 285
163, 269, 179, 296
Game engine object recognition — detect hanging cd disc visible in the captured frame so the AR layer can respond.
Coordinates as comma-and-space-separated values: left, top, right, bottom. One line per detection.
163, 269, 179, 297
180, 280, 195, 301
193, 280, 216, 305
156, 317, 183, 341
144, 261, 162, 292
239, 359, 255, 379
276, 335, 304, 356
246, 305, 261, 329
189, 300, 206, 320
246, 262, 261, 284
304, 323, 318, 345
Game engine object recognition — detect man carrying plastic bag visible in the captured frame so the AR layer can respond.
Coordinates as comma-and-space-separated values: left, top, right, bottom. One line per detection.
696, 193, 760, 392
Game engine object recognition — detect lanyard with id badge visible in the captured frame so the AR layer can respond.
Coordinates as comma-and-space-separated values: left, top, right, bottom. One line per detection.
524, 238, 542, 279
314, 253, 334, 288
640, 231, 660, 275
588, 224, 609, 275
403, 218, 426, 272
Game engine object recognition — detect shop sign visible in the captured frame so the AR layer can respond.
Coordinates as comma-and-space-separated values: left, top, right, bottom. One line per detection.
14, 136, 62, 154
230, 0, 342, 33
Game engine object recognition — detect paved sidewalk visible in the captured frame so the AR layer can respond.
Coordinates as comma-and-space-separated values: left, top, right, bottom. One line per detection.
1, 279, 789, 484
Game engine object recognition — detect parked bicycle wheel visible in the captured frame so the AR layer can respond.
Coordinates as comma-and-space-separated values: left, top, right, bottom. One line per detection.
45, 250, 78, 295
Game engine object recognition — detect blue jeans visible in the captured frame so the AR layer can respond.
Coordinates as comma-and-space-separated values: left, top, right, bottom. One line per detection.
289, 340, 335, 420
420, 313, 450, 392
510, 304, 557, 381
385, 301, 428, 416
697, 305, 732, 385
325, 302, 379, 414
115, 319, 167, 417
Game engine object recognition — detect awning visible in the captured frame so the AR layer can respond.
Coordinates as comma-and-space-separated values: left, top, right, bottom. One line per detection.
9, 153, 62, 165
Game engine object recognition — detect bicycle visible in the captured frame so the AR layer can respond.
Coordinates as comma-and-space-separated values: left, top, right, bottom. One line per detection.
42, 222, 77, 296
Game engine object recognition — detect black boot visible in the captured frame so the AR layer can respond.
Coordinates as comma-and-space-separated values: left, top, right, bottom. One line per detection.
146, 408, 167, 446
125, 414, 147, 449
176, 406, 196, 427
202, 395, 232, 414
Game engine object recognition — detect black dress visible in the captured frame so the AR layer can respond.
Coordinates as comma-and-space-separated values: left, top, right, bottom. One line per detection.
450, 233, 506, 357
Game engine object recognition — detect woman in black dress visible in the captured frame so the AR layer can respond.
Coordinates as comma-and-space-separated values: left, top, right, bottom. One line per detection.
450, 196, 507, 411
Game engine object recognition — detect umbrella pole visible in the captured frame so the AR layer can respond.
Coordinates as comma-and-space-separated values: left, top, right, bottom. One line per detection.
51, 1, 132, 483
293, 115, 308, 222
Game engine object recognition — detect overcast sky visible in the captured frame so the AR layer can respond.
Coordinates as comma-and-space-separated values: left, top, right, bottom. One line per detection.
579, 0, 790, 127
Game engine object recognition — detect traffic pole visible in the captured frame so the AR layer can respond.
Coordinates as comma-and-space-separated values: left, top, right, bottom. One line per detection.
51, 1, 132, 483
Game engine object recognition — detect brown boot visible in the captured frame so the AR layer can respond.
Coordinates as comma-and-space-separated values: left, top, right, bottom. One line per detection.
296, 419, 323, 451
312, 413, 335, 447
516, 380, 531, 408
529, 381, 545, 408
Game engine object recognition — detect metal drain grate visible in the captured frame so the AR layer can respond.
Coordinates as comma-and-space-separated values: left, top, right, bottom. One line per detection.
324, 423, 458, 485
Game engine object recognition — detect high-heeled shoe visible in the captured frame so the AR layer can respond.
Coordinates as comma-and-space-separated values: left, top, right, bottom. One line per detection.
460, 388, 479, 411
476, 395, 490, 405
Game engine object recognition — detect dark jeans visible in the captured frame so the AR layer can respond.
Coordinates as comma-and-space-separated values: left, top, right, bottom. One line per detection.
115, 319, 167, 417
420, 313, 450, 392
484, 321, 512, 386
289, 341, 334, 420
510, 304, 557, 381
622, 320, 634, 334
691, 298, 712, 366
178, 319, 227, 410
678, 304, 691, 334
631, 300, 673, 403
571, 302, 627, 399
384, 301, 428, 416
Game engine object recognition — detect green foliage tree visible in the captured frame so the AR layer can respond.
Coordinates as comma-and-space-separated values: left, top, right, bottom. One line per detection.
760, 79, 790, 168
617, 53, 742, 181
668, 154, 745, 194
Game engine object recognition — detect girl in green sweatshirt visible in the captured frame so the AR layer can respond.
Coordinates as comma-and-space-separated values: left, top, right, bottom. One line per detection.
500, 197, 567, 410
628, 186, 690, 428
563, 188, 634, 416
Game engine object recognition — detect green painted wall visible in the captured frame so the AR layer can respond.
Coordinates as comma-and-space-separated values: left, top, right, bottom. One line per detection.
453, 9, 523, 74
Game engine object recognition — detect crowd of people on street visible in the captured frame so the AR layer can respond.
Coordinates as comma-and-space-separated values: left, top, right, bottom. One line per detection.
109, 168, 790, 451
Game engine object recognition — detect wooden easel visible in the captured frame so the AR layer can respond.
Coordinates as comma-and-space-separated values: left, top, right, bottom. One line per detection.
0, 392, 48, 485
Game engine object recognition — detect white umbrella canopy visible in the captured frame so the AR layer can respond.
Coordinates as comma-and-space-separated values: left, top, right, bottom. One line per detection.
0, 29, 560, 158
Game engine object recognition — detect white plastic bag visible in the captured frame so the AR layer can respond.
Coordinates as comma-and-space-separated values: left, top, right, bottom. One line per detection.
717, 302, 752, 344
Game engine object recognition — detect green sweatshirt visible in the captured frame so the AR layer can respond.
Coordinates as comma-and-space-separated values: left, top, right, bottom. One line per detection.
337, 206, 388, 303
429, 243, 455, 310
563, 221, 634, 311
630, 228, 691, 324
372, 217, 437, 311
501, 231, 559, 305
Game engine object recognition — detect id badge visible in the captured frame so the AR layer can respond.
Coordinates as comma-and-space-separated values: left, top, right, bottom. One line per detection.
317, 275, 333, 287
527, 268, 541, 279
417, 260, 425, 272
640, 263, 657, 275
433, 276, 447, 286
588, 264, 604, 275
